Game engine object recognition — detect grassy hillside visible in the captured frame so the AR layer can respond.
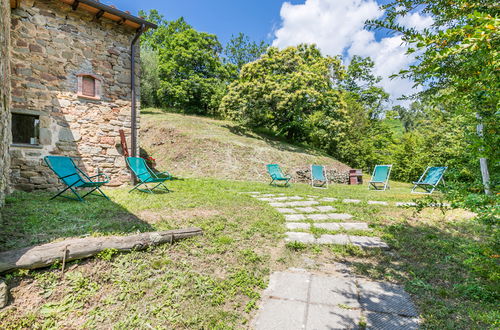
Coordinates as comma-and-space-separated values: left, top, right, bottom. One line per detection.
140, 108, 351, 181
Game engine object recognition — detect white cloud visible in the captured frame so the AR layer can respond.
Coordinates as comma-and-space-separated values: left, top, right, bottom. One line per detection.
397, 12, 434, 31
272, 0, 431, 106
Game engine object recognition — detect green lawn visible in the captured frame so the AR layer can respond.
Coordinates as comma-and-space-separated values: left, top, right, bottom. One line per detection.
1, 178, 498, 329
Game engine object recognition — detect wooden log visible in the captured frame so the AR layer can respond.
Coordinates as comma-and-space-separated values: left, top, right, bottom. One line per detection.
0, 228, 202, 273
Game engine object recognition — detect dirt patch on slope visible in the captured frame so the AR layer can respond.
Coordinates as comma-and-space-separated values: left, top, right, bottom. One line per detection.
140, 112, 351, 183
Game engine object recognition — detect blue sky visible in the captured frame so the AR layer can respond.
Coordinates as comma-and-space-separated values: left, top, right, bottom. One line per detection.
108, 0, 432, 104
109, 0, 389, 45
107, 0, 304, 44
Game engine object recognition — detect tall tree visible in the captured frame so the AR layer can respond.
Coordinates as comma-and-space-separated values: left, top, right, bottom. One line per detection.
223, 33, 269, 71
139, 12, 232, 114
334, 56, 392, 169
341, 56, 389, 119
220, 44, 347, 151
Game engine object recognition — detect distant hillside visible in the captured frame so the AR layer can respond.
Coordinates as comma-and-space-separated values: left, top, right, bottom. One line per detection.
140, 109, 351, 182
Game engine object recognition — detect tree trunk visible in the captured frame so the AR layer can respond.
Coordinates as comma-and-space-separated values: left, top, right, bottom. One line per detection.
0, 228, 202, 273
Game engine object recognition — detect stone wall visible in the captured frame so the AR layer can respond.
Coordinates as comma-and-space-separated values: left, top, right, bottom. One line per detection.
9, 0, 141, 191
0, 0, 11, 205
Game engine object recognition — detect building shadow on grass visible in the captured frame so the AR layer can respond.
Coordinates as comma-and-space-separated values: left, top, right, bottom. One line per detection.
0, 190, 154, 252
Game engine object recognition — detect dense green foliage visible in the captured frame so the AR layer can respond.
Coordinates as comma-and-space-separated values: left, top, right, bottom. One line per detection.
139, 4, 497, 202
154, 17, 229, 114
139, 12, 232, 114
220, 45, 348, 151
140, 48, 161, 107
139, 12, 271, 115
223, 33, 269, 71
335, 56, 392, 169
369, 0, 499, 228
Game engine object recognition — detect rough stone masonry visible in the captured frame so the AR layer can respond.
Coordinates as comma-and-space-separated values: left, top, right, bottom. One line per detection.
8, 0, 143, 191
0, 0, 11, 204
0, 0, 12, 309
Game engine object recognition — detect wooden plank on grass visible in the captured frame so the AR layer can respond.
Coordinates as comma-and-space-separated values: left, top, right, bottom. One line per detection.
0, 228, 202, 273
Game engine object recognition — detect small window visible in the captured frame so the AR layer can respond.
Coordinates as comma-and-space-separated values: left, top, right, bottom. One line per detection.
82, 76, 96, 97
77, 74, 101, 100
12, 113, 40, 145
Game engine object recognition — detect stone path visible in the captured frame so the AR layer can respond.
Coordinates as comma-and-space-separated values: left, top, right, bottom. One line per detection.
241, 191, 433, 208
285, 232, 389, 249
247, 192, 389, 250
244, 192, 419, 330
244, 192, 420, 329
270, 201, 320, 207
252, 266, 420, 330
284, 213, 353, 221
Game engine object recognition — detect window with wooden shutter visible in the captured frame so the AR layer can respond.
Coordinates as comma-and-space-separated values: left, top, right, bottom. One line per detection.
76, 74, 102, 100
82, 76, 96, 97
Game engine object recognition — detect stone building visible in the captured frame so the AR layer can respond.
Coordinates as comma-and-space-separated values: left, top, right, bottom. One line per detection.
4, 0, 155, 192
1, 0, 11, 207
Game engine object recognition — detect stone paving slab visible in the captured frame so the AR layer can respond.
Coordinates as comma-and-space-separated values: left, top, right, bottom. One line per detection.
309, 275, 360, 308
307, 213, 331, 221
349, 236, 390, 249
365, 311, 420, 330
315, 222, 370, 231
320, 197, 338, 202
285, 232, 316, 244
270, 201, 320, 207
358, 281, 419, 317
276, 208, 298, 214
260, 193, 286, 197
284, 214, 306, 221
314, 223, 343, 231
265, 271, 310, 301
343, 199, 361, 204
295, 206, 320, 213
325, 213, 353, 220
253, 268, 420, 330
306, 305, 361, 330
259, 196, 304, 202
286, 223, 311, 230
343, 223, 371, 231
293, 206, 336, 213
316, 234, 350, 245
316, 205, 336, 212
368, 200, 389, 206
286, 233, 388, 249
254, 298, 306, 330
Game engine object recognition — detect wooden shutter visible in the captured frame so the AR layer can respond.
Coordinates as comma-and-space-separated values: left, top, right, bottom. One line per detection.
82, 76, 96, 97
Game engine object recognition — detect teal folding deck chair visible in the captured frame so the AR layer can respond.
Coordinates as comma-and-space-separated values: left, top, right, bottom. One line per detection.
266, 164, 292, 186
127, 157, 172, 193
311, 164, 328, 188
368, 165, 392, 191
44, 156, 110, 202
412, 166, 447, 194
